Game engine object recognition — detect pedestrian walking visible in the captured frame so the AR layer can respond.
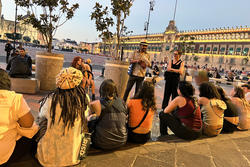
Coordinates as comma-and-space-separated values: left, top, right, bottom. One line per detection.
5, 40, 13, 64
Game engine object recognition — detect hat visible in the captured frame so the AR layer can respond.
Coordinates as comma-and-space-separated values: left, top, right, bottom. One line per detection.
140, 40, 148, 46
56, 67, 83, 89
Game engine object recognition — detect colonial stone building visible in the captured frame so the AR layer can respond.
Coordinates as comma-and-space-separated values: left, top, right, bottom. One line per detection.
99, 20, 250, 71
0, 0, 44, 44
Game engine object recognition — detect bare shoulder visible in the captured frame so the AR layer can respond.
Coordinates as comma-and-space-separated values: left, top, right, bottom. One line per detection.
198, 97, 209, 105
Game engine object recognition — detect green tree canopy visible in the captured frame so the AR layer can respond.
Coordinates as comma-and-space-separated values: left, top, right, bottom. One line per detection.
16, 0, 79, 53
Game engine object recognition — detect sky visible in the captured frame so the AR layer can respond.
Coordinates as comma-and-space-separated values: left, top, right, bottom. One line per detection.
2, 0, 250, 43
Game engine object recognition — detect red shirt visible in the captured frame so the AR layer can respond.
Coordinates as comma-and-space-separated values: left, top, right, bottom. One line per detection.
177, 98, 202, 131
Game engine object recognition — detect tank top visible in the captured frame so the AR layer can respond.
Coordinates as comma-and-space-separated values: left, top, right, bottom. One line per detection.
164, 59, 182, 79
177, 97, 202, 131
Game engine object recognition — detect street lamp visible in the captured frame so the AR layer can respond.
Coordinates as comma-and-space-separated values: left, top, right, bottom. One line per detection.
13, 2, 18, 49
144, 0, 155, 39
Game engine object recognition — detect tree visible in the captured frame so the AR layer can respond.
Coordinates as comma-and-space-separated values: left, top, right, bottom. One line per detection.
15, 0, 79, 53
91, 0, 134, 60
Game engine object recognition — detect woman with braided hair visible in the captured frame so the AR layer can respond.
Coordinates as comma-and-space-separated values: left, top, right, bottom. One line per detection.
37, 67, 89, 167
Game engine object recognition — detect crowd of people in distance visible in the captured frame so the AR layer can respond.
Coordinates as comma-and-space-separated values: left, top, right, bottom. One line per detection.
0, 40, 250, 167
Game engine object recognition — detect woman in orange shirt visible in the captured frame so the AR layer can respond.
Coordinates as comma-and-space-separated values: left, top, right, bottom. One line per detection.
127, 81, 156, 143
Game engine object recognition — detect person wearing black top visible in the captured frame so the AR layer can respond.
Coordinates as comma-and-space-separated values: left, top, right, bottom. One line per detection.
5, 41, 13, 64
6, 48, 32, 78
217, 86, 239, 133
162, 50, 184, 109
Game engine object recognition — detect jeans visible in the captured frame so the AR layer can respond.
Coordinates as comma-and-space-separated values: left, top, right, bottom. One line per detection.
123, 75, 144, 102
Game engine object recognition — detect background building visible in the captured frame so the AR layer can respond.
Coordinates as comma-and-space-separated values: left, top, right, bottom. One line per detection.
100, 20, 250, 71
0, 0, 45, 45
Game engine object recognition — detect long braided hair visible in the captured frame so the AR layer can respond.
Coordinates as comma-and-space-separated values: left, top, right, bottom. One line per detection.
39, 85, 89, 131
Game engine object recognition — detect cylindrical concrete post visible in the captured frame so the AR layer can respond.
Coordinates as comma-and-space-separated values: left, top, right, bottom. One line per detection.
35, 52, 64, 91
104, 60, 130, 98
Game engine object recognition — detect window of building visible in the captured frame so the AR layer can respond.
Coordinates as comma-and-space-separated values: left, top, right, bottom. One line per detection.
166, 46, 170, 51
213, 47, 218, 51
243, 48, 249, 55
199, 47, 204, 51
236, 48, 241, 52
220, 47, 225, 51
206, 47, 211, 51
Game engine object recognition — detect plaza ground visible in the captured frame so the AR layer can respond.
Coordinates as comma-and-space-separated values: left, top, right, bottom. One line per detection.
1, 46, 250, 167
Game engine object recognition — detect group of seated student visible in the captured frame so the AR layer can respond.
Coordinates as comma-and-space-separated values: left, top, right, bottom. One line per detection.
1, 65, 250, 167
6, 48, 32, 78
160, 81, 250, 139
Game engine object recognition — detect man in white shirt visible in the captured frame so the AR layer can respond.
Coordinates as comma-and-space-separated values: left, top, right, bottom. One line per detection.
123, 41, 151, 102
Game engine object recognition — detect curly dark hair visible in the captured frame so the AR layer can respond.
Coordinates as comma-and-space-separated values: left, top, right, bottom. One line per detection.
99, 79, 118, 100
39, 85, 89, 132
71, 56, 82, 69
199, 82, 221, 99
233, 86, 245, 99
134, 81, 156, 111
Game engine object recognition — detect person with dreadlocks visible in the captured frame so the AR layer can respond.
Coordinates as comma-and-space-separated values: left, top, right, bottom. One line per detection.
0, 68, 38, 166
36, 67, 89, 167
88, 79, 128, 150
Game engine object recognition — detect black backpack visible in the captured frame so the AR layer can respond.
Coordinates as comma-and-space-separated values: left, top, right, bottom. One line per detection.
9, 56, 31, 78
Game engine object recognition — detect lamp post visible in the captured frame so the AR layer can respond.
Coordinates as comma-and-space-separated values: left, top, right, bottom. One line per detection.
144, 0, 155, 39
13, 2, 18, 49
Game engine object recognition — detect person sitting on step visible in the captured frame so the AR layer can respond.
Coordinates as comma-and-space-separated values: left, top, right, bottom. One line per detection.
159, 81, 202, 140
198, 82, 227, 137
230, 86, 250, 131
127, 81, 156, 143
88, 79, 128, 150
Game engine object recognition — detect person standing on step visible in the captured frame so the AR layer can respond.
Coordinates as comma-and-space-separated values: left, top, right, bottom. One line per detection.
85, 58, 96, 100
123, 41, 151, 102
5, 40, 13, 64
162, 50, 184, 109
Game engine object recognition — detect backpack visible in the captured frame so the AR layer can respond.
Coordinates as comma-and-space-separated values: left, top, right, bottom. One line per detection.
9, 56, 31, 78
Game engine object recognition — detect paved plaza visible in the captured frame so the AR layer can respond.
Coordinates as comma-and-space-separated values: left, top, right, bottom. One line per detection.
1, 46, 250, 167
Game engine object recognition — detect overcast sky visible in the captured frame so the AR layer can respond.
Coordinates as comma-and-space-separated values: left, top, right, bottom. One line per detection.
2, 0, 250, 43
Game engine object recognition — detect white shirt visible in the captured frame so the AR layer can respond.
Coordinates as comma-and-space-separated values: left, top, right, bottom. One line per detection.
0, 90, 30, 164
246, 92, 250, 103
37, 96, 89, 167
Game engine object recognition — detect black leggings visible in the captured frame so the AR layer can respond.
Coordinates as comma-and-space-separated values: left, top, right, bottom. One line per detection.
162, 76, 180, 109
159, 112, 201, 140
0, 137, 37, 167
222, 119, 237, 133
128, 129, 151, 144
